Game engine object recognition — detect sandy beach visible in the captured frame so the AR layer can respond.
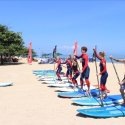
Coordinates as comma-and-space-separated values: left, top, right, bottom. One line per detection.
0, 59, 125, 125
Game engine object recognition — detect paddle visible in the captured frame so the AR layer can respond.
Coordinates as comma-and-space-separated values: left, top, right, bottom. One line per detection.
93, 46, 104, 107
110, 58, 121, 85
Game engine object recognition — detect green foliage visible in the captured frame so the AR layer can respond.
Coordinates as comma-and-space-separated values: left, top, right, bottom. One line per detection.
0, 24, 36, 64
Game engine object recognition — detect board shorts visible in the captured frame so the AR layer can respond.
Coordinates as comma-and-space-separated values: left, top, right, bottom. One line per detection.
56, 67, 62, 74
66, 68, 72, 77
100, 72, 108, 85
80, 66, 90, 80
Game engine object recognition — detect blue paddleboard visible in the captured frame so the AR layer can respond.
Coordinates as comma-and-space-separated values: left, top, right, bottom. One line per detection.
58, 89, 99, 98
77, 104, 125, 118
33, 70, 54, 73
72, 94, 122, 106
55, 85, 95, 92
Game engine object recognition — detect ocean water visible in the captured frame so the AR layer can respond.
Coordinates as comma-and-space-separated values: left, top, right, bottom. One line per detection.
61, 53, 125, 63
37, 53, 125, 63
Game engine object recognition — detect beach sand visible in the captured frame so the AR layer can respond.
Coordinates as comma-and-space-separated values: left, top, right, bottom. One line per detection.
0, 59, 125, 125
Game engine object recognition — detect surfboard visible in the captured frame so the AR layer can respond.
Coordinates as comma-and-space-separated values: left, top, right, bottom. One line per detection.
48, 83, 73, 88
34, 72, 56, 76
37, 76, 54, 79
33, 70, 54, 73
72, 94, 122, 106
58, 89, 99, 98
39, 76, 67, 81
55, 85, 95, 92
55, 87, 78, 92
41, 80, 65, 84
77, 104, 125, 118
41, 79, 69, 84
39, 78, 55, 81
33, 71, 55, 76
0, 82, 13, 87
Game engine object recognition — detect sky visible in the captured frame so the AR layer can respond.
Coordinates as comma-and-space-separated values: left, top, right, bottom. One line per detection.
0, 0, 125, 57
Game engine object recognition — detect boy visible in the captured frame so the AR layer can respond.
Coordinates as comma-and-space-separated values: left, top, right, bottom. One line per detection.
72, 56, 80, 88
75, 47, 90, 94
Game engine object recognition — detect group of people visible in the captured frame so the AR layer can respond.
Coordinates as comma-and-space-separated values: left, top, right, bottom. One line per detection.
54, 46, 125, 104
55, 54, 80, 87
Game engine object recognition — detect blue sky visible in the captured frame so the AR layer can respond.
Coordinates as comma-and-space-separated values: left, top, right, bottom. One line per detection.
0, 0, 125, 57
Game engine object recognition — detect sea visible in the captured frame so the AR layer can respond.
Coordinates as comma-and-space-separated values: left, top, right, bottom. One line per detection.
36, 53, 125, 63
61, 53, 125, 63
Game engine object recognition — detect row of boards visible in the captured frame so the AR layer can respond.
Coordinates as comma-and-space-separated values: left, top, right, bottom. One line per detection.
34, 70, 125, 118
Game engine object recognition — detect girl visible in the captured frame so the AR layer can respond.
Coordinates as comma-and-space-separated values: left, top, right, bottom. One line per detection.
72, 56, 80, 88
93, 48, 109, 97
61, 55, 72, 81
55, 57, 62, 81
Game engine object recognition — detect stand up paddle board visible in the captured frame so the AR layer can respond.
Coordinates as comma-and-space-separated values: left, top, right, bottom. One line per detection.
58, 89, 99, 98
55, 85, 95, 92
72, 94, 122, 106
77, 104, 125, 118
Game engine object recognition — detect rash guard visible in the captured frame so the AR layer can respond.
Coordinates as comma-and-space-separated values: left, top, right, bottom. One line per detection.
76, 54, 89, 72
94, 50, 107, 75
62, 59, 72, 69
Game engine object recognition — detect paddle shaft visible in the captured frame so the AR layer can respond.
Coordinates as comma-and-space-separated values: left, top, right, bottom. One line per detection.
110, 58, 121, 85
93, 47, 104, 107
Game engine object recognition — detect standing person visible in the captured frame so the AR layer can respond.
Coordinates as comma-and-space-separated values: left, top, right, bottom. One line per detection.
93, 48, 109, 98
61, 55, 72, 82
72, 56, 80, 88
55, 57, 62, 81
75, 47, 91, 93
110, 56, 125, 105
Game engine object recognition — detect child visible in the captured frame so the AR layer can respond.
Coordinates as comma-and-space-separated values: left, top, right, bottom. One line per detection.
110, 56, 125, 105
75, 47, 90, 93
61, 55, 72, 81
93, 48, 109, 98
55, 57, 62, 81
72, 56, 80, 88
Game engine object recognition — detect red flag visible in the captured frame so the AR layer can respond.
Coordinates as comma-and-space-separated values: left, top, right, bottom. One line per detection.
28, 42, 32, 64
73, 41, 78, 56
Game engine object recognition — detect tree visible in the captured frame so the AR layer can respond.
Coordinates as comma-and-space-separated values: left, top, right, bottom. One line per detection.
0, 24, 36, 64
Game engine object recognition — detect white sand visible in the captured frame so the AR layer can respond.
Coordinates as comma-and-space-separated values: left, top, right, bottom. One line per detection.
0, 60, 125, 125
